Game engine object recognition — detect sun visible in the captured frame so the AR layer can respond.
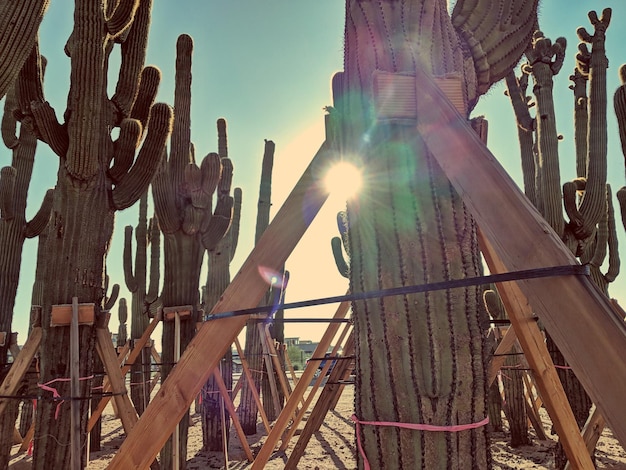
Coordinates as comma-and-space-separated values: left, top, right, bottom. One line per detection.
323, 161, 363, 201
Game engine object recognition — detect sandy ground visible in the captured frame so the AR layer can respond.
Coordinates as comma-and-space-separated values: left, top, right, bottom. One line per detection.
8, 381, 626, 469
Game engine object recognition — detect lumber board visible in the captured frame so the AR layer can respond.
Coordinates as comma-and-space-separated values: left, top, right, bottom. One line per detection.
0, 327, 42, 416
564, 406, 607, 470
95, 327, 139, 434
233, 338, 271, 434
211, 367, 254, 462
88, 314, 160, 432
108, 140, 334, 469
487, 326, 517, 386
413, 64, 626, 447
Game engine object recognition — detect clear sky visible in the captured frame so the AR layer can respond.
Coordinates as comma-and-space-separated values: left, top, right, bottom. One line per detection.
9, 1, 626, 347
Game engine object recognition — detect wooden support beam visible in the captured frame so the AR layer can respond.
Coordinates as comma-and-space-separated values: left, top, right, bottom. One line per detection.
70, 298, 81, 470
94, 326, 139, 434
564, 406, 607, 470
233, 337, 271, 434
88, 314, 160, 432
108, 140, 335, 469
413, 65, 626, 446
488, 326, 518, 386
211, 367, 254, 462
258, 322, 281, 417
480, 235, 593, 469
0, 327, 42, 417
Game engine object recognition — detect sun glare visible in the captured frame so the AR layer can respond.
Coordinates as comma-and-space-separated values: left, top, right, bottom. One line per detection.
324, 161, 363, 201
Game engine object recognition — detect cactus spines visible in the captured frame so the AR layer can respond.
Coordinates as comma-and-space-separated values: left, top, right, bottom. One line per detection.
117, 298, 128, 346
0, 0, 49, 100
152, 33, 233, 467
331, 210, 350, 278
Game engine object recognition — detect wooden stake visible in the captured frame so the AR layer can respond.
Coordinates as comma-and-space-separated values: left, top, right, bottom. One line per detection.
233, 338, 271, 434
0, 327, 42, 417
173, 311, 181, 470
70, 297, 81, 470
480, 235, 593, 469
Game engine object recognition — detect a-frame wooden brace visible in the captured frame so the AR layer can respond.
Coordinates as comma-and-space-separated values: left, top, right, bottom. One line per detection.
109, 67, 626, 469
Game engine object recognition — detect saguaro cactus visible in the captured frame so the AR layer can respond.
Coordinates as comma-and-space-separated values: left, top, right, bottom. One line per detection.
507, 11, 617, 468
151, 33, 233, 469
0, 68, 52, 468
123, 192, 160, 414
11, 2, 174, 467
340, 1, 538, 468
238, 139, 277, 433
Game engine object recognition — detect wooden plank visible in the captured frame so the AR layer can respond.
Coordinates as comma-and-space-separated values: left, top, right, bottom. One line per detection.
0, 327, 42, 417
233, 337, 271, 434
523, 371, 547, 441
95, 327, 139, 434
564, 406, 607, 470
480, 235, 594, 469
88, 314, 160, 432
212, 367, 254, 462
18, 423, 34, 454
258, 322, 281, 417
108, 140, 334, 469
412, 65, 626, 446
70, 298, 81, 470
50, 303, 95, 326
488, 326, 518, 386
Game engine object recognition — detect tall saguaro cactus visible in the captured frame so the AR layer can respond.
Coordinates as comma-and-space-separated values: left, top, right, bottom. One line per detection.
0, 70, 52, 468
151, 33, 233, 469
340, 1, 538, 468
506, 11, 618, 468
238, 139, 277, 433
11, 2, 174, 468
123, 191, 160, 414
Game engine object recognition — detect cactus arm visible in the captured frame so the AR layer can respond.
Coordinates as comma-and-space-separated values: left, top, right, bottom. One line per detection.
152, 154, 180, 234
29, 101, 68, 157
24, 187, 53, 238
574, 8, 611, 239
130, 66, 160, 132
451, 0, 539, 96
331, 236, 349, 278
0, 167, 16, 220
112, 102, 173, 210
604, 185, 619, 282
169, 34, 193, 192
105, 0, 139, 38
562, 178, 586, 232
570, 68, 589, 177
104, 283, 120, 311
505, 69, 538, 205
145, 215, 160, 304
614, 65, 626, 169
201, 194, 233, 251
1, 86, 18, 149
0, 0, 49, 100
110, 0, 150, 120
617, 187, 626, 232
108, 118, 142, 183
229, 187, 242, 261
123, 225, 138, 292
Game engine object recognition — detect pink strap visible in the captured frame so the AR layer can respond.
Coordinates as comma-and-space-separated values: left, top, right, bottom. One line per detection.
37, 375, 95, 419
351, 414, 489, 470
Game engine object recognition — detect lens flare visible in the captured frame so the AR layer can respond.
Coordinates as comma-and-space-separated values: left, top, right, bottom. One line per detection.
324, 161, 363, 200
